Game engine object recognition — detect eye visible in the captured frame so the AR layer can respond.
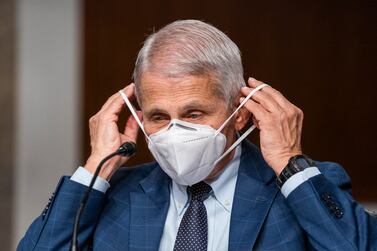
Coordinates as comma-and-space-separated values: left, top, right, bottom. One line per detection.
186, 111, 202, 119
189, 113, 199, 119
151, 114, 169, 122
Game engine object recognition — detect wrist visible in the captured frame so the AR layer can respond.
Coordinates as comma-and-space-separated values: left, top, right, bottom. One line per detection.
84, 154, 119, 180
276, 154, 315, 188
272, 151, 302, 176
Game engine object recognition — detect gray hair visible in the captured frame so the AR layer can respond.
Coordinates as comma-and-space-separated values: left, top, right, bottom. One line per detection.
133, 19, 245, 110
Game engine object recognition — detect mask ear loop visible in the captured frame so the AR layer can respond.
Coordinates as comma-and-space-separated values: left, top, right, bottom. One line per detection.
214, 83, 269, 164
119, 90, 151, 141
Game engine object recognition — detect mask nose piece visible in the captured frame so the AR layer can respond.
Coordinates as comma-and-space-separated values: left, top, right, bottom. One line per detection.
168, 119, 198, 131
169, 119, 179, 127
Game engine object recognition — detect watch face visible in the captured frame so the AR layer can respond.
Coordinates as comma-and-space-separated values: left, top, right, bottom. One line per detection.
278, 155, 314, 188
290, 155, 310, 172
296, 157, 310, 168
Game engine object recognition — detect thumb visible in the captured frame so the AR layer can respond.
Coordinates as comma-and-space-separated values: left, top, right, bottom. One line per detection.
122, 112, 142, 143
252, 116, 260, 129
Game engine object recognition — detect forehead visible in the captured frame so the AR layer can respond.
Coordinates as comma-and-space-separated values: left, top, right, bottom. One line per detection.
138, 72, 225, 111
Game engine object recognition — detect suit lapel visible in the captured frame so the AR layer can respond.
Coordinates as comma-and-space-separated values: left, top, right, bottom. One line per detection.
129, 165, 171, 250
229, 141, 279, 251
127, 140, 278, 250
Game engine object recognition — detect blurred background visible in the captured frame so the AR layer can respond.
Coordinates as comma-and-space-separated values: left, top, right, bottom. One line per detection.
1, 0, 376, 249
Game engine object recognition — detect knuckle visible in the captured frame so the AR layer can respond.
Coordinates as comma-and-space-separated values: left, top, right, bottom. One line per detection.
299, 110, 304, 121
279, 111, 288, 121
89, 115, 96, 124
286, 107, 296, 116
298, 108, 304, 116
292, 106, 304, 117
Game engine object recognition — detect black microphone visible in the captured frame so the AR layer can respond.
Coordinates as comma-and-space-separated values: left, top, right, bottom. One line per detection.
70, 142, 136, 251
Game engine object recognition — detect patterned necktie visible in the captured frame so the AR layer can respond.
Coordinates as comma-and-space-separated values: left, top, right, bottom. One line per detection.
173, 181, 212, 251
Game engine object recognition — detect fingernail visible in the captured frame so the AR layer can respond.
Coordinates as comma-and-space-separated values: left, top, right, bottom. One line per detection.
240, 97, 245, 102
248, 77, 256, 82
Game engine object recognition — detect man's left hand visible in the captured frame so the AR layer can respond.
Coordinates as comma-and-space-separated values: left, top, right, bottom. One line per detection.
240, 77, 304, 176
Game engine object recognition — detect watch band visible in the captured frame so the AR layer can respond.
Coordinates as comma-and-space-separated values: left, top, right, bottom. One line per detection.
276, 154, 315, 188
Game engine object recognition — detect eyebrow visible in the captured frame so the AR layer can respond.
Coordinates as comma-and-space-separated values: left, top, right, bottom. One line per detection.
144, 101, 214, 117
144, 108, 168, 118
181, 101, 213, 112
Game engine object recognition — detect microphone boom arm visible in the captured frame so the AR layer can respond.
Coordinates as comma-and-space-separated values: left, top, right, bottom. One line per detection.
70, 142, 136, 251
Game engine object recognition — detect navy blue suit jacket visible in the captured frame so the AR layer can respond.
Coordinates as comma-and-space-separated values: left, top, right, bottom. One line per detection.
18, 140, 377, 250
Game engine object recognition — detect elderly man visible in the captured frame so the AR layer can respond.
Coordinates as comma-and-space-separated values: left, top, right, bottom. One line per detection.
18, 20, 376, 251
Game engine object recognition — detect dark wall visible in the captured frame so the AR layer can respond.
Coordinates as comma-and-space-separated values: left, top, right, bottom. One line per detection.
83, 0, 377, 201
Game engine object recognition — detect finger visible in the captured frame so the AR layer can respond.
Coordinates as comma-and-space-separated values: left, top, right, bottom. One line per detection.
123, 83, 136, 99
252, 116, 259, 129
101, 83, 136, 112
248, 77, 291, 108
123, 110, 142, 133
119, 112, 142, 165
101, 83, 136, 116
241, 86, 282, 113
248, 77, 302, 118
99, 92, 121, 111
240, 97, 270, 121
122, 113, 140, 143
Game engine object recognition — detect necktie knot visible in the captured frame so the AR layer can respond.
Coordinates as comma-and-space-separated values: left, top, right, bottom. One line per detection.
187, 181, 212, 202
174, 181, 211, 251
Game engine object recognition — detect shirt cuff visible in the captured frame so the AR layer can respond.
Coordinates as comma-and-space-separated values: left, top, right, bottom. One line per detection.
281, 167, 321, 197
70, 166, 110, 193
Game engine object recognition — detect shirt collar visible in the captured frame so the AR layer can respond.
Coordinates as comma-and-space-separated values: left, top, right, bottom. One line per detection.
171, 144, 241, 215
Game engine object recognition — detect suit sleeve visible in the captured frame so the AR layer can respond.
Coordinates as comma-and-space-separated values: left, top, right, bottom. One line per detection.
17, 176, 106, 250
285, 162, 377, 251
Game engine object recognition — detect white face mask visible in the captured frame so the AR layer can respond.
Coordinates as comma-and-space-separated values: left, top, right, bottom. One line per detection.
119, 83, 268, 185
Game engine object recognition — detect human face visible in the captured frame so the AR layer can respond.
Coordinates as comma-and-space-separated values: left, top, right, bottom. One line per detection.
139, 72, 233, 136
138, 72, 249, 179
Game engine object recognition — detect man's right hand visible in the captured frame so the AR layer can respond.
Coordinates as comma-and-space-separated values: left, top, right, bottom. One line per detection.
84, 83, 141, 180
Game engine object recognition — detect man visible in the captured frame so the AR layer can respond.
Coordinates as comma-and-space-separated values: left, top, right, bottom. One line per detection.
18, 20, 376, 251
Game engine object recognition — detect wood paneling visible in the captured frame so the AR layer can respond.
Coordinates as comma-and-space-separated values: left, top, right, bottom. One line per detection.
83, 0, 377, 201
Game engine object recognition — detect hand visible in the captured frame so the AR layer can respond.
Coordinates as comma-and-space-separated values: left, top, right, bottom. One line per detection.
240, 78, 303, 175
84, 83, 141, 180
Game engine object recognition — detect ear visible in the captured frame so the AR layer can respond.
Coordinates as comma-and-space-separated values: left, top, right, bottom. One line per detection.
234, 106, 251, 131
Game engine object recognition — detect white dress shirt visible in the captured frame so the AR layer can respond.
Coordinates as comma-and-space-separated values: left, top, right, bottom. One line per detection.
158, 145, 241, 251
70, 145, 321, 250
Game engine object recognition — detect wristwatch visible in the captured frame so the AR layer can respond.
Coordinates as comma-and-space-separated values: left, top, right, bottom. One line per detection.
276, 154, 315, 188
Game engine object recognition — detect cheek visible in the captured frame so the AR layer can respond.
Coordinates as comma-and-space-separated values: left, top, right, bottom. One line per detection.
207, 108, 232, 129
216, 119, 237, 145
226, 120, 238, 142
224, 122, 237, 137
143, 122, 163, 135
